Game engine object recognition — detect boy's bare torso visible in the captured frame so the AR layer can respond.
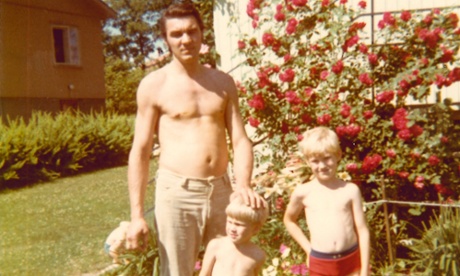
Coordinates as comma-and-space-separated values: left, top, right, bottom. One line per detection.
302, 180, 359, 252
211, 237, 264, 276
147, 64, 231, 178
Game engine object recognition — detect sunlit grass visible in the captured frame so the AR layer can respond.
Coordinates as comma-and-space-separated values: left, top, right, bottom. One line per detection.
0, 160, 157, 276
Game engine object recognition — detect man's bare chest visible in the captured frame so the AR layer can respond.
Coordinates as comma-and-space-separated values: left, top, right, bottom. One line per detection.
158, 85, 227, 119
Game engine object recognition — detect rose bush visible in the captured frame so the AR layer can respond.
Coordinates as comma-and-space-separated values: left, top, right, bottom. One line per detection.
236, 0, 460, 273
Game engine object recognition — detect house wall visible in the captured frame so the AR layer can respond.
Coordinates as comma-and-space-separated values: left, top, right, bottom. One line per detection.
0, 0, 110, 118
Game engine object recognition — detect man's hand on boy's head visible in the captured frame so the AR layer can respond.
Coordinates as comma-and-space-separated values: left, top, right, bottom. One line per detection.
234, 187, 266, 209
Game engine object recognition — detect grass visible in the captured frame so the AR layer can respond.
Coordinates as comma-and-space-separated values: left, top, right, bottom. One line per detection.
0, 160, 157, 276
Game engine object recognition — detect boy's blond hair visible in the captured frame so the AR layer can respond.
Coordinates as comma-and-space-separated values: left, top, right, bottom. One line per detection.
299, 126, 342, 159
226, 194, 268, 228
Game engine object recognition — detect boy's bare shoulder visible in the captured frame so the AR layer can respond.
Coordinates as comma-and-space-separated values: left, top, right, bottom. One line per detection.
292, 181, 315, 196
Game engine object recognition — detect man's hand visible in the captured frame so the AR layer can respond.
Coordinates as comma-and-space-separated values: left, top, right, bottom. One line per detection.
126, 218, 149, 251
232, 187, 266, 209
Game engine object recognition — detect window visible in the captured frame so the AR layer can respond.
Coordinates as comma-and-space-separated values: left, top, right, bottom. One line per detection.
52, 26, 80, 65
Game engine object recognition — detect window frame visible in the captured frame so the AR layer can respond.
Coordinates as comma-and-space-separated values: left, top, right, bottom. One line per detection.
51, 25, 81, 66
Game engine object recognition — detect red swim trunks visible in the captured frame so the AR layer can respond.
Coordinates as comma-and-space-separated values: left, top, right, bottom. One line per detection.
309, 244, 361, 276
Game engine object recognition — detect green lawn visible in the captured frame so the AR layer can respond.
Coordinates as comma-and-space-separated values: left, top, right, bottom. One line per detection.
0, 160, 157, 276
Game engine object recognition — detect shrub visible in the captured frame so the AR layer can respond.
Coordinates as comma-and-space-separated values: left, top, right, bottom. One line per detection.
402, 207, 460, 275
0, 111, 134, 189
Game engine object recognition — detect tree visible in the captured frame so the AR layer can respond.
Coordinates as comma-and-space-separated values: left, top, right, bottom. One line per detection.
102, 0, 218, 114
103, 0, 167, 70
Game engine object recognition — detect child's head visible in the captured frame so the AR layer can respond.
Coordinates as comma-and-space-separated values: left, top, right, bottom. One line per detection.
226, 194, 268, 230
299, 127, 342, 159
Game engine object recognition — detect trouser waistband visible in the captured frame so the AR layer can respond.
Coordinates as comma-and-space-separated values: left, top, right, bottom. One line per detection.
310, 244, 359, 259
157, 168, 230, 184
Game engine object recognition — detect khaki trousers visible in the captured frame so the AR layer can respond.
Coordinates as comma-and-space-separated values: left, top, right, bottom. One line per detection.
154, 169, 233, 276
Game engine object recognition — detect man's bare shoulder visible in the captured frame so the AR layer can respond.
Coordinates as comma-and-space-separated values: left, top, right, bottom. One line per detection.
202, 66, 236, 90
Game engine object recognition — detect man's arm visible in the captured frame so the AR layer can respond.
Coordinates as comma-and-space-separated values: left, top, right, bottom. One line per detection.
283, 187, 311, 255
199, 238, 219, 276
224, 75, 265, 208
350, 184, 370, 276
126, 75, 159, 250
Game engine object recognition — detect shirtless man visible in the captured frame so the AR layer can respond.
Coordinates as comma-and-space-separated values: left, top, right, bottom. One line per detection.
126, 3, 264, 276
283, 127, 370, 276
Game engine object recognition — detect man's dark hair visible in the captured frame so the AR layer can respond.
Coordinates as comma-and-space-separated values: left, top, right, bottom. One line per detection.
159, 2, 204, 38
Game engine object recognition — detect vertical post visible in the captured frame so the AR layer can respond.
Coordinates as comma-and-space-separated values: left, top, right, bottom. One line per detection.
381, 178, 394, 265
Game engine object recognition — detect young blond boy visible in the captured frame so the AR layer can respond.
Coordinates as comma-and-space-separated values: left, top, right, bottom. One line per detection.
283, 127, 370, 276
199, 194, 268, 276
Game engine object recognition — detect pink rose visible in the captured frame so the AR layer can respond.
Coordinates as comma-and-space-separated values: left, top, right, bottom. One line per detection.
386, 149, 396, 158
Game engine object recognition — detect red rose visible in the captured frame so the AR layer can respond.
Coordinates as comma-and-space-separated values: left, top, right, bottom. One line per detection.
392, 108, 408, 130
286, 18, 298, 35
363, 110, 373, 120
401, 10, 411, 22
340, 103, 351, 118
359, 73, 373, 86
346, 124, 361, 137
237, 40, 246, 50
376, 90, 395, 104
441, 136, 449, 143
448, 12, 459, 28
279, 68, 296, 82
346, 163, 359, 172
248, 117, 260, 127
358, 1, 366, 9
361, 154, 382, 174
439, 47, 454, 63
285, 90, 301, 104
317, 114, 332, 125
291, 0, 307, 7
332, 60, 344, 74
322, 0, 330, 7
358, 43, 368, 54
262, 32, 275, 46
368, 53, 378, 66
409, 124, 423, 137
397, 129, 412, 141
248, 94, 265, 110
428, 155, 440, 166
382, 12, 396, 27
336, 125, 347, 137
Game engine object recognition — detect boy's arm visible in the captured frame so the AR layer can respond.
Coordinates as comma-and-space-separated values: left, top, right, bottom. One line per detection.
199, 238, 219, 276
283, 187, 311, 255
253, 250, 266, 275
350, 184, 370, 276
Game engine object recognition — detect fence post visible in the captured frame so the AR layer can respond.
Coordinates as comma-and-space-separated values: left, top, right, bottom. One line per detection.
380, 178, 394, 266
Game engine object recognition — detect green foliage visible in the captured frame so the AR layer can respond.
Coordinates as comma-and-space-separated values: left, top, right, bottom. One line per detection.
403, 207, 460, 275
105, 56, 145, 114
0, 111, 134, 189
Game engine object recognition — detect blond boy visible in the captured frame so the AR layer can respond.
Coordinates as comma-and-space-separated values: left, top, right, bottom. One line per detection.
283, 127, 370, 276
199, 194, 268, 276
